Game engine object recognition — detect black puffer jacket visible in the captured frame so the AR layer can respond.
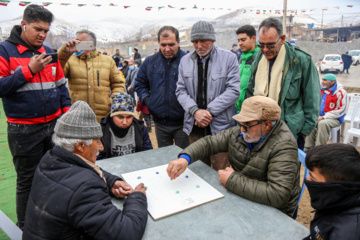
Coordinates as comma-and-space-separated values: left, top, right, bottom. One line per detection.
23, 146, 148, 240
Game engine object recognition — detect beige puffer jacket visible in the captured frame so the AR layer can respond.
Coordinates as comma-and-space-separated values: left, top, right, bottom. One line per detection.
180, 120, 301, 216
58, 45, 125, 122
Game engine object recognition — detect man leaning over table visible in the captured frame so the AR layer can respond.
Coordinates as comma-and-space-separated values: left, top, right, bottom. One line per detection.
167, 96, 300, 216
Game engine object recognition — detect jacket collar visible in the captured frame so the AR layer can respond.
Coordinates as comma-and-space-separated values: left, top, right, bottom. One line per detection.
159, 47, 182, 62
322, 83, 338, 97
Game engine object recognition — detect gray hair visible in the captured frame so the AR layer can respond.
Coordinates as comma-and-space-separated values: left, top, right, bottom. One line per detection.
52, 134, 92, 152
75, 29, 97, 46
259, 18, 283, 38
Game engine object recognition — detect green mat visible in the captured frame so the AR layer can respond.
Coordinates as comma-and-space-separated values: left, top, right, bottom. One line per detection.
0, 99, 17, 239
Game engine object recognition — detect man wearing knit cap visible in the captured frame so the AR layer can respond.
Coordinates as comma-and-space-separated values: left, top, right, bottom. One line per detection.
98, 93, 152, 159
23, 101, 148, 239
304, 74, 348, 150
168, 96, 300, 216
176, 20, 240, 170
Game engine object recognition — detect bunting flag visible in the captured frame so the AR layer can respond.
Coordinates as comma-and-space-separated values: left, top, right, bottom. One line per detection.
347, 5, 353, 8
263, 10, 266, 14
19, 1, 31, 6
77, 4, 86, 7
310, 8, 316, 11
42, 2, 52, 6
60, 3, 71, 6
93, 4, 101, 7
275, 10, 281, 14
168, 5, 174, 8
301, 9, 306, 12
193, 4, 197, 9
180, 7, 186, 10
145, 6, 152, 11
0, 0, 10, 6
256, 10, 260, 14
334, 6, 340, 9
158, 6, 164, 10
123, 6, 130, 9
109, 3, 117, 6
322, 8, 328, 11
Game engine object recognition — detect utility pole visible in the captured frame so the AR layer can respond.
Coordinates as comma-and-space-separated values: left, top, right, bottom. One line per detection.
283, 0, 287, 38
341, 15, 343, 27
321, 9, 324, 28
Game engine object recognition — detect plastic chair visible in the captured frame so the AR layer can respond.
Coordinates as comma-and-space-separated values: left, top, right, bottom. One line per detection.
341, 93, 360, 137
0, 210, 22, 240
292, 149, 309, 219
344, 101, 360, 146
330, 125, 341, 143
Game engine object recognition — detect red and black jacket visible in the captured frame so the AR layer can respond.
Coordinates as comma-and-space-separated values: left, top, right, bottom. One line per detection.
0, 25, 71, 124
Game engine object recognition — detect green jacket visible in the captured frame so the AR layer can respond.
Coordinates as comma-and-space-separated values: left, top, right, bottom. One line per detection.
180, 120, 300, 216
235, 46, 260, 113
246, 42, 321, 137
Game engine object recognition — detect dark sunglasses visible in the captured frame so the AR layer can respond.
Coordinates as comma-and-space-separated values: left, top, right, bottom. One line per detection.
258, 37, 281, 49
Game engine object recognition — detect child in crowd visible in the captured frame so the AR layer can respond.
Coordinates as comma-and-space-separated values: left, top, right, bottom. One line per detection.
97, 93, 152, 159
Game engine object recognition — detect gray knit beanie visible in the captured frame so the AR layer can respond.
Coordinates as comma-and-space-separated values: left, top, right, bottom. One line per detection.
54, 101, 103, 139
190, 21, 216, 42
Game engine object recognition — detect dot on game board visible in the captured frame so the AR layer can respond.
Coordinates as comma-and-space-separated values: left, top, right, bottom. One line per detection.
156, 172, 159, 174
196, 185, 200, 188
137, 176, 141, 179
176, 191, 180, 194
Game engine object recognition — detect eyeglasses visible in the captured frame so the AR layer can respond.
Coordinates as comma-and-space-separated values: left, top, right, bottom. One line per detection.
238, 121, 262, 132
258, 37, 281, 49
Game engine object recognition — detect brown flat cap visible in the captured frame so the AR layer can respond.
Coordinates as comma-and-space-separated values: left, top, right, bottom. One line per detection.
233, 96, 281, 122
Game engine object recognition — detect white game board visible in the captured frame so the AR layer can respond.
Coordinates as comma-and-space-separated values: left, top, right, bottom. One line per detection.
121, 164, 224, 220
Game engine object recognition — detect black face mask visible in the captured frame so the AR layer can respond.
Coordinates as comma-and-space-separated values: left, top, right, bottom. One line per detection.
305, 179, 360, 212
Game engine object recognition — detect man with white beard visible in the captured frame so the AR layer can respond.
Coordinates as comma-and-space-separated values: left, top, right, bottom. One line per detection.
167, 96, 301, 216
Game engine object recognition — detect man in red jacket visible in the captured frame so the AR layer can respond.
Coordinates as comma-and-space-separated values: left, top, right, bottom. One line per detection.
0, 4, 71, 228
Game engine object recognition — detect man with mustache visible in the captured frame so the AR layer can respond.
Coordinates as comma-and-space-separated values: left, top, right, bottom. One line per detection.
168, 96, 301, 216
176, 20, 240, 170
246, 17, 321, 150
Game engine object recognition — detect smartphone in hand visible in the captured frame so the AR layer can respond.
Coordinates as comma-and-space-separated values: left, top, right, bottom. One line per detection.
45, 52, 58, 64
75, 41, 96, 51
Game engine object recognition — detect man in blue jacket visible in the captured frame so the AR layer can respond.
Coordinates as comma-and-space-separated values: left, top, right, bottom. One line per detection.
135, 26, 189, 149
0, 4, 71, 228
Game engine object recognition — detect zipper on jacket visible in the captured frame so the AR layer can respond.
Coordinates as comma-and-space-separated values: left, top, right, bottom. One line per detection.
39, 72, 47, 123
97, 70, 100, 86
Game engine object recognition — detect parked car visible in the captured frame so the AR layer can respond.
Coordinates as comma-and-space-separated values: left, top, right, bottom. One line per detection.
349, 50, 360, 66
319, 54, 344, 74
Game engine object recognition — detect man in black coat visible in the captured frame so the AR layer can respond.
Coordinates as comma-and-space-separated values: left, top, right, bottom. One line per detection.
342, 52, 353, 74
23, 101, 148, 240
303, 144, 360, 240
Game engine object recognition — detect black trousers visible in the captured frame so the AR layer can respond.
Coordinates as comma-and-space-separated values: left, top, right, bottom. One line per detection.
7, 119, 56, 228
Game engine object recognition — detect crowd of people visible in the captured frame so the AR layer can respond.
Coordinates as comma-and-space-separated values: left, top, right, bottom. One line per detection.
0, 4, 359, 240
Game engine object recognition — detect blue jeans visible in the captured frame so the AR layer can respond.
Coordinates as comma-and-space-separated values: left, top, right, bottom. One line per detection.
7, 119, 56, 228
154, 122, 189, 149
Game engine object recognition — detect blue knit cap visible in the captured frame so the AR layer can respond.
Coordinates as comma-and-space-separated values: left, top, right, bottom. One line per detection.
322, 73, 336, 81
110, 93, 135, 117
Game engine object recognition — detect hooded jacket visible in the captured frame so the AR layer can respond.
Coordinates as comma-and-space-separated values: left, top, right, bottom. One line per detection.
0, 25, 71, 124
58, 44, 125, 122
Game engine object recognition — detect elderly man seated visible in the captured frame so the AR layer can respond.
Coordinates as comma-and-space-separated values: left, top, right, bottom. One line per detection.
23, 101, 148, 239
167, 96, 300, 216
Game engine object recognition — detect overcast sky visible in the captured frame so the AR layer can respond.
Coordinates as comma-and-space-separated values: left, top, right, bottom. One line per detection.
0, 0, 359, 23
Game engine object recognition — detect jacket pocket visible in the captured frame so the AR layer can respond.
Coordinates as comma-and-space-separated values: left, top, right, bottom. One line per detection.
284, 109, 305, 135
286, 73, 301, 100
210, 72, 227, 100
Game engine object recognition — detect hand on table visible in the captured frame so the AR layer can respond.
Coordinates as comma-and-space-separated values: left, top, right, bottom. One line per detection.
134, 183, 147, 196
111, 180, 133, 198
218, 167, 234, 187
167, 158, 189, 180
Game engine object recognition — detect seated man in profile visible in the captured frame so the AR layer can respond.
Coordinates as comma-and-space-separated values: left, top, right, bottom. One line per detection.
98, 92, 152, 159
304, 144, 360, 240
167, 96, 300, 216
23, 101, 148, 239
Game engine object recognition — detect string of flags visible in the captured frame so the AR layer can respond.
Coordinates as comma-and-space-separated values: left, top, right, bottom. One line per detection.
0, 0, 356, 14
